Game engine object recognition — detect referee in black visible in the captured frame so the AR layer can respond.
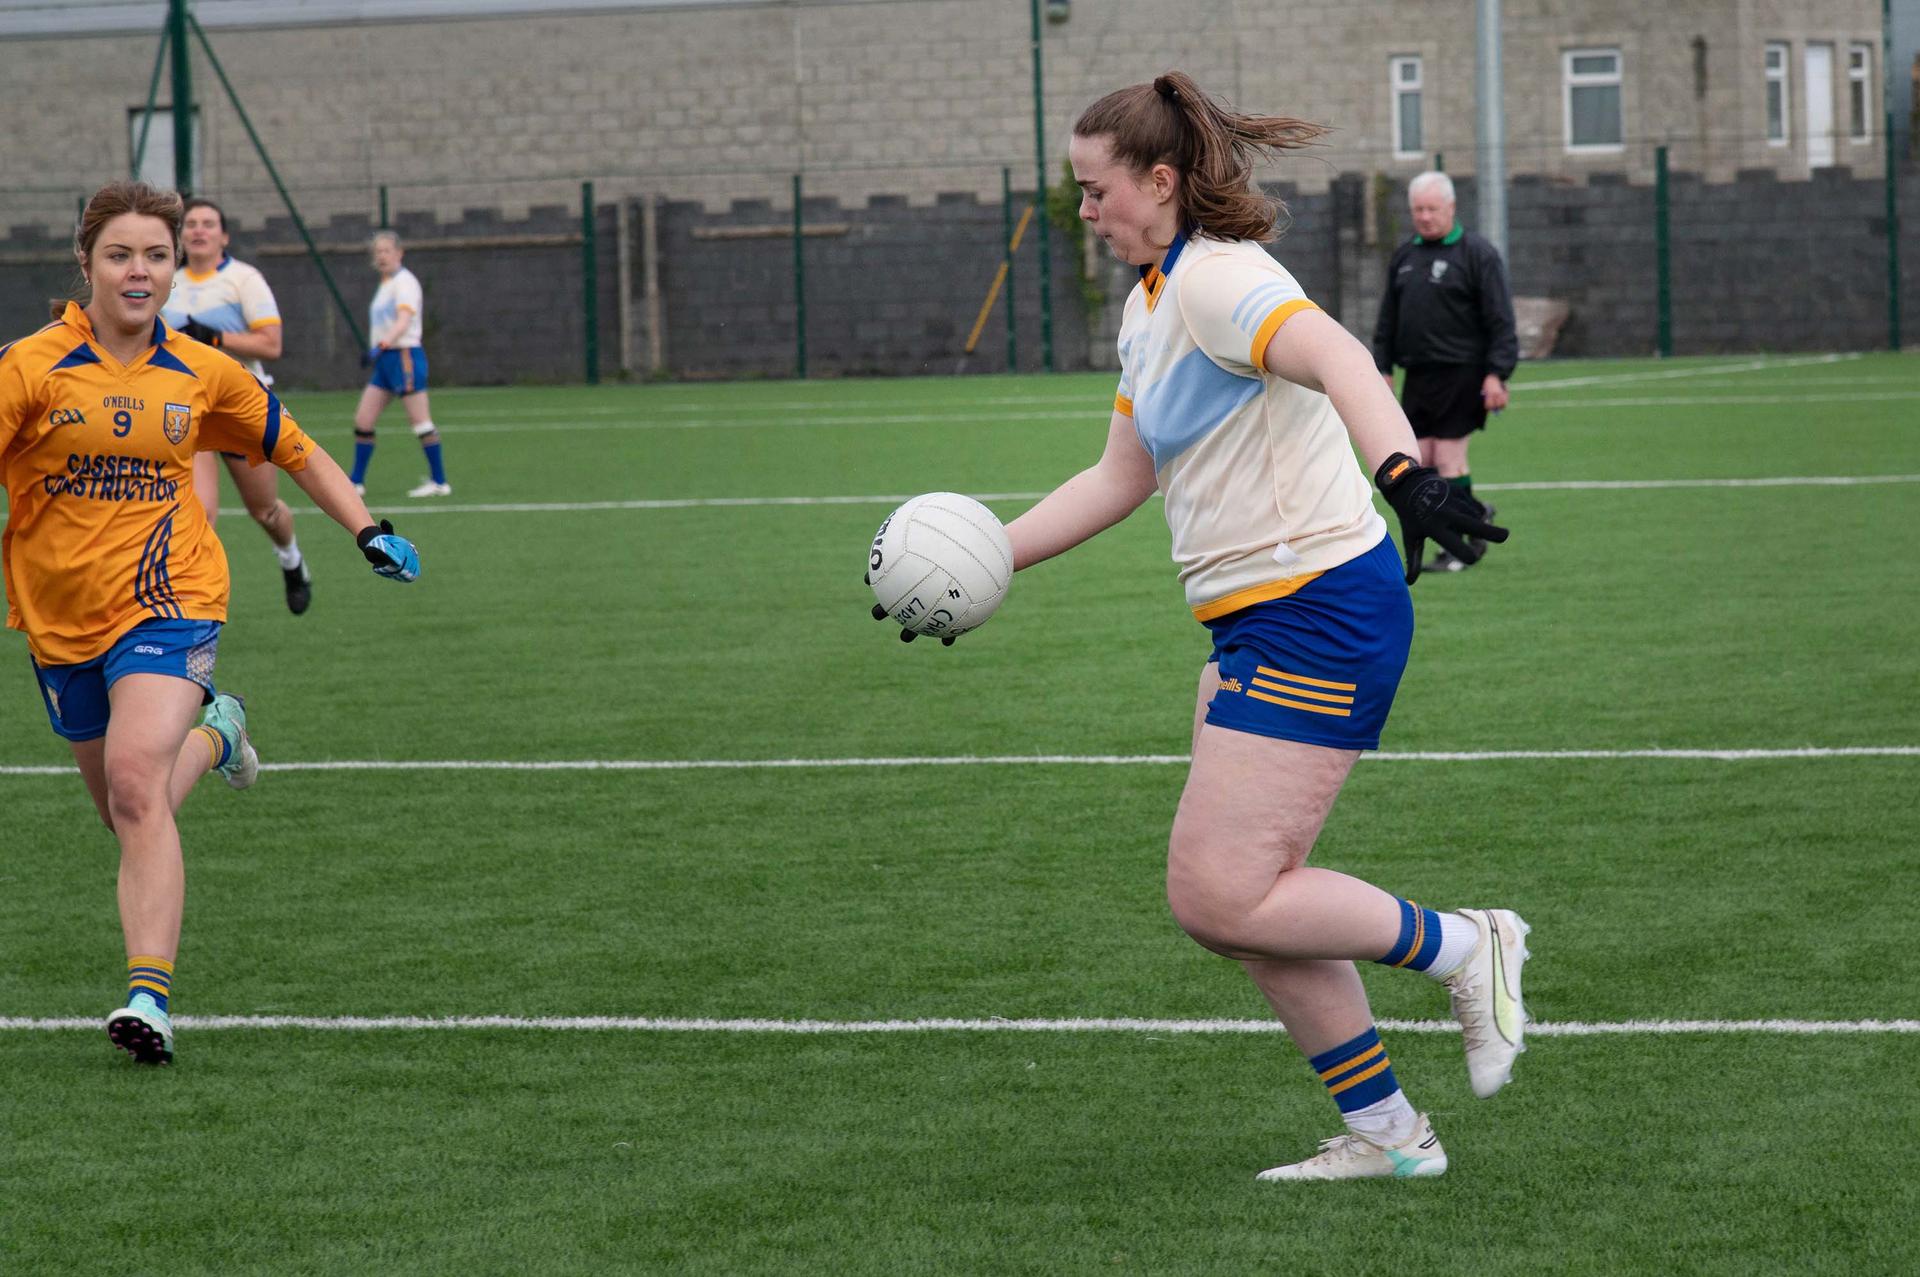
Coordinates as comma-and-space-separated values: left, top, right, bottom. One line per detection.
1371, 171, 1517, 572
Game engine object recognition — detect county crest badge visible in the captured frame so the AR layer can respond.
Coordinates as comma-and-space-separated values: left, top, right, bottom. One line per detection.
164, 402, 192, 444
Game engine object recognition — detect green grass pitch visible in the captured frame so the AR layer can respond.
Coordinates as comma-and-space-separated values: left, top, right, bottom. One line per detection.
2, 353, 1916, 1273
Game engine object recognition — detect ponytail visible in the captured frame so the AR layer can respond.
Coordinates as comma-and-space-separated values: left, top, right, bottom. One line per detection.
1074, 70, 1325, 242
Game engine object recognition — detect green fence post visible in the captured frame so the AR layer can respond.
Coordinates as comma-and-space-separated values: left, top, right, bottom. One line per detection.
167, 0, 193, 192
1003, 166, 1017, 371
793, 172, 807, 379
378, 185, 389, 230
1433, 151, 1445, 172
1655, 145, 1672, 358
1029, 0, 1054, 371
582, 181, 600, 386
1885, 0, 1902, 350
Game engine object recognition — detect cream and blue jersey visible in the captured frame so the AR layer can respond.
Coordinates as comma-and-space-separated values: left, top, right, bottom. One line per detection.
369, 267, 424, 348
160, 256, 280, 384
1115, 230, 1386, 621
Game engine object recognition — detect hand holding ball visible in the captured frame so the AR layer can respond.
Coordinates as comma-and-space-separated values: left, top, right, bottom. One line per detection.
867, 493, 1013, 645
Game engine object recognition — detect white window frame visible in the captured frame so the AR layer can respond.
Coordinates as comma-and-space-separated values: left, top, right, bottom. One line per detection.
1391, 55, 1424, 160
1847, 42, 1872, 142
1764, 42, 1791, 146
1563, 48, 1624, 154
128, 106, 202, 190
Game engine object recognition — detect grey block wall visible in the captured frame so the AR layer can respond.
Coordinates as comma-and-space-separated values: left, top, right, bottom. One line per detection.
3, 167, 1915, 386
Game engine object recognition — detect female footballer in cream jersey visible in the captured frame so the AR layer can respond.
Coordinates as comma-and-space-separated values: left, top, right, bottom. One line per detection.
999, 72, 1520, 1182
163, 198, 313, 613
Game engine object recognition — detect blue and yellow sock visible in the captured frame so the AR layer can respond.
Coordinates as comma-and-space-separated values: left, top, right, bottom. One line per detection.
193, 723, 228, 771
1379, 897, 1476, 979
1310, 1027, 1418, 1144
350, 430, 375, 485
127, 955, 174, 1013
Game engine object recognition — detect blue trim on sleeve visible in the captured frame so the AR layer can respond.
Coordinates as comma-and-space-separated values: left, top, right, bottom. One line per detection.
51, 343, 102, 371
148, 346, 197, 378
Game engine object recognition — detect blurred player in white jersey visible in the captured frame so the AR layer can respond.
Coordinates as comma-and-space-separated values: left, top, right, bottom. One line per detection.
350, 230, 450, 498
164, 198, 313, 614
1000, 72, 1519, 1182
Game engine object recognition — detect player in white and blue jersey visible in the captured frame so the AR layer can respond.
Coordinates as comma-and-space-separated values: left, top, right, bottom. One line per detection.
1002, 73, 1520, 1182
163, 198, 313, 613
351, 230, 451, 498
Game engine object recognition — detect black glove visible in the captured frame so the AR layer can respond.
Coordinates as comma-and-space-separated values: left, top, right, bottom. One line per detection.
180, 317, 222, 347
358, 348, 375, 368
1374, 452, 1509, 585
865, 572, 956, 645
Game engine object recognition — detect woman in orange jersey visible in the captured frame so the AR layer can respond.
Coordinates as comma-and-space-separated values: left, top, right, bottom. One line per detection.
0, 181, 421, 1066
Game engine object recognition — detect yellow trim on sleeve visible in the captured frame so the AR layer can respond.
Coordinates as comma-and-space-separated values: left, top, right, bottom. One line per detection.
1190, 573, 1324, 622
395, 304, 417, 314
1249, 299, 1320, 369
248, 317, 282, 329
1114, 393, 1134, 417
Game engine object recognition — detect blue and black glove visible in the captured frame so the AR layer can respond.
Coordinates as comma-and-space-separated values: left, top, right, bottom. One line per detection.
358, 348, 377, 368
179, 316, 222, 347
357, 519, 420, 583
1374, 452, 1508, 585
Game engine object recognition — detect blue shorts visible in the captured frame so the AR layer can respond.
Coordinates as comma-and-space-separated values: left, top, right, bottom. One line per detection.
369, 347, 429, 396
1201, 535, 1414, 751
31, 618, 222, 742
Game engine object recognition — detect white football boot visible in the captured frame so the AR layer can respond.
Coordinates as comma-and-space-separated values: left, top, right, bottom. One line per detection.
106, 994, 174, 1066
1444, 908, 1532, 1098
407, 479, 452, 498
1257, 1114, 1447, 1181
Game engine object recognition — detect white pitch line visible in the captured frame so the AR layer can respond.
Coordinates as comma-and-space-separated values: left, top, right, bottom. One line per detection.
0, 1015, 1913, 1035
3, 747, 1916, 778
1518, 390, 1920, 409
1512, 352, 1859, 390
237, 473, 1920, 520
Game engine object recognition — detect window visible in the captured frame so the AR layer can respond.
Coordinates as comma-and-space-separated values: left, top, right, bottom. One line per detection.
1564, 48, 1623, 151
1391, 55, 1423, 159
128, 106, 200, 189
1848, 43, 1872, 142
1764, 43, 1790, 144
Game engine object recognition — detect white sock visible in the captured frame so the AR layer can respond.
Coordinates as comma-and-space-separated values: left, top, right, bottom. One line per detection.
1423, 911, 1480, 981
274, 538, 303, 570
1343, 1090, 1419, 1147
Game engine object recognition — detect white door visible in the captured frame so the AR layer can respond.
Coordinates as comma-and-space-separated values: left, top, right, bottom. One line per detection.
1805, 44, 1834, 168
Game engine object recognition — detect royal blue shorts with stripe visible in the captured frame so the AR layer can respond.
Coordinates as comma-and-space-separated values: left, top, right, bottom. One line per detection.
1201, 534, 1414, 751
31, 618, 222, 742
369, 347, 429, 396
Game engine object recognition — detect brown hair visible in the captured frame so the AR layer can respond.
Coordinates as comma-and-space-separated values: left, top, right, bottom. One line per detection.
1073, 71, 1326, 242
50, 180, 184, 319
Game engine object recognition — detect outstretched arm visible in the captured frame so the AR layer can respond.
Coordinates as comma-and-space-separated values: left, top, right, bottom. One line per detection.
1005, 409, 1159, 571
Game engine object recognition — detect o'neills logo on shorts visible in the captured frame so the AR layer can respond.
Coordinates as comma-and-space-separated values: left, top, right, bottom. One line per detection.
163, 402, 191, 444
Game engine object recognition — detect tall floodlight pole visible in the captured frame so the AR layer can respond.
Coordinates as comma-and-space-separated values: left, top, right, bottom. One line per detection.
1029, 0, 1055, 371
1475, 0, 1508, 255
168, 0, 194, 193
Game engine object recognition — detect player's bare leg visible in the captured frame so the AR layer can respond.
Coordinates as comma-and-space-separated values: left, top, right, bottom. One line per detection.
227, 454, 310, 614
400, 390, 450, 497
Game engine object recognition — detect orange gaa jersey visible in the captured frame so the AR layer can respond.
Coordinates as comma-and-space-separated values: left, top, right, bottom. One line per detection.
0, 302, 314, 665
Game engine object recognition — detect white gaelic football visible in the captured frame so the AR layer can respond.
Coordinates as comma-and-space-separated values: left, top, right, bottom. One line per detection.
867, 492, 1013, 640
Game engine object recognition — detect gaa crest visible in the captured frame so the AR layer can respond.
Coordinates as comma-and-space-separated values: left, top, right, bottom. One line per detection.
163, 402, 191, 444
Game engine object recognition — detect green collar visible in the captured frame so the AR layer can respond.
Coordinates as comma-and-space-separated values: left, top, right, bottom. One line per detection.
1415, 223, 1464, 246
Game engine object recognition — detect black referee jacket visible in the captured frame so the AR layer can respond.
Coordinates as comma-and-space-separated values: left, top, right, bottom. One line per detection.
1370, 225, 1518, 380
